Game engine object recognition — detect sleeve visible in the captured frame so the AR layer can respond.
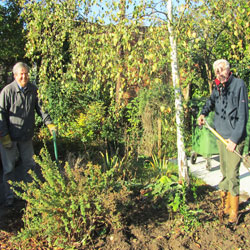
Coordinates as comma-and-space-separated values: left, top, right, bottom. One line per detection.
230, 83, 249, 144
201, 89, 216, 116
0, 88, 10, 137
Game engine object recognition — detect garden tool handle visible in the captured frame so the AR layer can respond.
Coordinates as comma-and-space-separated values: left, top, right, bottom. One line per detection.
204, 119, 250, 172
204, 119, 248, 160
52, 130, 58, 164
204, 120, 228, 146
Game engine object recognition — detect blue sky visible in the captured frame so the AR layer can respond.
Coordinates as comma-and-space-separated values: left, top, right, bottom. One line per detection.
90, 0, 186, 25
0, 0, 186, 25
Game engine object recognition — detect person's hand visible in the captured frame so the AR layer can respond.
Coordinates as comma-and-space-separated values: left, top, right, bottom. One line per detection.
0, 134, 12, 149
226, 139, 236, 152
198, 114, 205, 126
47, 124, 57, 136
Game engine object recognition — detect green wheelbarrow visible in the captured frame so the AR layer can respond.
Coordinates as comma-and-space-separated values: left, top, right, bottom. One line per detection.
190, 99, 218, 170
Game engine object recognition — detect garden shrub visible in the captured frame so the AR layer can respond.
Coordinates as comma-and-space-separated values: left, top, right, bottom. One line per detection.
11, 148, 131, 249
8, 146, 202, 248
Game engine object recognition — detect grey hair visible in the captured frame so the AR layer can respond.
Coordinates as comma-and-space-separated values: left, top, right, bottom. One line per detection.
213, 59, 230, 72
13, 62, 29, 75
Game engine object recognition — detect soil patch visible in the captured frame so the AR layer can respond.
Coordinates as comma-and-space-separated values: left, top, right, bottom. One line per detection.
0, 185, 250, 249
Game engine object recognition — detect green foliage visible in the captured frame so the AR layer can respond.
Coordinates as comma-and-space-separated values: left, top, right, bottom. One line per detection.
100, 150, 123, 171
144, 170, 180, 211
146, 174, 202, 231
147, 154, 168, 176
37, 84, 107, 143
143, 154, 201, 230
8, 0, 250, 147
68, 101, 106, 143
0, 0, 26, 64
0, 0, 26, 88
16, 0, 174, 151
5, 0, 250, 245
11, 147, 131, 249
100, 103, 126, 144
128, 83, 176, 157
125, 97, 143, 155
176, 0, 250, 97
43, 80, 88, 123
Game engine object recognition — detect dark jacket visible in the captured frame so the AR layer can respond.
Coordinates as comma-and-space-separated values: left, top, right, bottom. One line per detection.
0, 80, 52, 141
201, 74, 249, 144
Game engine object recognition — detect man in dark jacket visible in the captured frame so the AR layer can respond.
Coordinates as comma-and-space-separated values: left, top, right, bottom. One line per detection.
0, 62, 56, 207
198, 59, 249, 225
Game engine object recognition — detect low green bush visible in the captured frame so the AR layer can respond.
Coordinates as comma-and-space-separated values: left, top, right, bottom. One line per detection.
11, 148, 131, 249
10, 149, 201, 248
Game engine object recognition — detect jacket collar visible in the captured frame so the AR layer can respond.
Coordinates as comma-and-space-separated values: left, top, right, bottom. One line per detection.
214, 72, 233, 87
215, 73, 233, 95
14, 80, 30, 93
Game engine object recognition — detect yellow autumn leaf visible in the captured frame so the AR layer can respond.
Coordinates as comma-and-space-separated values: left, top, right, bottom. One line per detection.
152, 63, 158, 72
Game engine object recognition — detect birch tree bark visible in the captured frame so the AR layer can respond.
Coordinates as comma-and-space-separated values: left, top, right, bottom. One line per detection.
167, 0, 189, 184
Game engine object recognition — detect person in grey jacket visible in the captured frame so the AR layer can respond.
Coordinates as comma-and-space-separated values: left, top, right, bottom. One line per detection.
0, 62, 56, 207
198, 59, 249, 225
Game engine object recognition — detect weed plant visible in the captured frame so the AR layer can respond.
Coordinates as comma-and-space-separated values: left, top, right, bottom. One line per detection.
143, 155, 202, 231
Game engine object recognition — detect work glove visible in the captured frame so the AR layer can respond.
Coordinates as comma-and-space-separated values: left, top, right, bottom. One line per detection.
0, 134, 12, 149
47, 124, 57, 136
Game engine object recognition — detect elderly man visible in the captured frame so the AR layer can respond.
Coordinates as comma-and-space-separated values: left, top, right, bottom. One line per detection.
0, 62, 56, 207
198, 59, 249, 225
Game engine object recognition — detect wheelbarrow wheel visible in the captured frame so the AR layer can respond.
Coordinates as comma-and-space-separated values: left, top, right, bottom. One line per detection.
191, 153, 197, 164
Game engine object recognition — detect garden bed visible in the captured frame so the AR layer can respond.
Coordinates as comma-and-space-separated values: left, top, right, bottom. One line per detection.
0, 184, 249, 250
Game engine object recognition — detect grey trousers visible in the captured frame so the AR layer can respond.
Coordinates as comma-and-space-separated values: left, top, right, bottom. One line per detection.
217, 139, 244, 196
0, 139, 36, 200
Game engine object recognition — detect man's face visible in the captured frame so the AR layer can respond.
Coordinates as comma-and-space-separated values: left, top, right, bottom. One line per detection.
215, 64, 230, 84
14, 67, 29, 87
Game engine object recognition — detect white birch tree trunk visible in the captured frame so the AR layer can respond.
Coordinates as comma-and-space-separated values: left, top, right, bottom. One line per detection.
167, 0, 189, 184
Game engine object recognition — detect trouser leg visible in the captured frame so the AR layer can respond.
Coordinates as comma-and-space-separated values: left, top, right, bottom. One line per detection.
217, 140, 244, 196
0, 142, 19, 200
17, 140, 36, 183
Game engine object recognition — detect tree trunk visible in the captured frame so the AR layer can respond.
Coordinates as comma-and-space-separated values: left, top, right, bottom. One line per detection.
167, 0, 189, 184
158, 116, 162, 159
204, 58, 213, 94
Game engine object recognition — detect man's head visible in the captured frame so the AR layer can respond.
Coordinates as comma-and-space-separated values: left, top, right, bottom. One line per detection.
13, 62, 29, 88
213, 59, 231, 84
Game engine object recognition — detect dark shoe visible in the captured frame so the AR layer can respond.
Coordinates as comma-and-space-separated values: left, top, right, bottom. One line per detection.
226, 221, 236, 231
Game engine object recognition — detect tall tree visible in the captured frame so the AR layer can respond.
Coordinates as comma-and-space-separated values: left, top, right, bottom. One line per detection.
177, 0, 250, 98
167, 0, 189, 184
0, 0, 26, 87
